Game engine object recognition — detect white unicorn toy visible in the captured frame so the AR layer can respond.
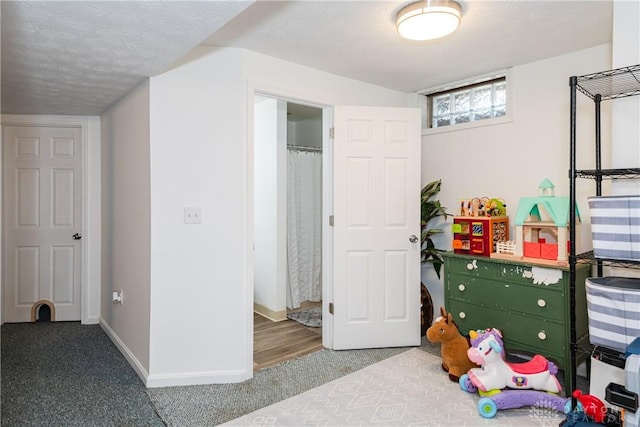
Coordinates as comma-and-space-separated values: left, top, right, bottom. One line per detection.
464, 328, 562, 393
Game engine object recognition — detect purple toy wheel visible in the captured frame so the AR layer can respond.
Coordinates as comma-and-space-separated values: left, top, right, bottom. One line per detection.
459, 374, 477, 393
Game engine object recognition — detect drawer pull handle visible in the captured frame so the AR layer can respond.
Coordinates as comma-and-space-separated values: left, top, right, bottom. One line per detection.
459, 312, 466, 319
537, 299, 547, 308
538, 331, 547, 340
458, 284, 466, 292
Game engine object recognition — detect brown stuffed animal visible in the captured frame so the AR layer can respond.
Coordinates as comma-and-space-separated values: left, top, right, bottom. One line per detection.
426, 307, 477, 382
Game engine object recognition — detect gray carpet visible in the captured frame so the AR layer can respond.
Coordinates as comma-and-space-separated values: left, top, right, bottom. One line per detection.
1, 321, 589, 427
147, 339, 590, 426
1, 322, 164, 427
147, 345, 415, 426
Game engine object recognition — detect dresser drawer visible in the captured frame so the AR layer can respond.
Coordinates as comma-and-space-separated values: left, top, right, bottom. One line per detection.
448, 300, 567, 360
448, 273, 565, 321
496, 263, 567, 289
445, 256, 500, 279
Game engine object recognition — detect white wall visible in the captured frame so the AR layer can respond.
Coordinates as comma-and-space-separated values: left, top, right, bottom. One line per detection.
253, 96, 287, 317
146, 46, 411, 386
290, 117, 322, 148
100, 80, 151, 378
116, 42, 621, 386
420, 44, 612, 313
84, 117, 102, 324
148, 49, 249, 385
611, 0, 640, 195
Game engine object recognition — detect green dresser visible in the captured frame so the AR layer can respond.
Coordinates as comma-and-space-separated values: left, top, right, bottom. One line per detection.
442, 252, 590, 386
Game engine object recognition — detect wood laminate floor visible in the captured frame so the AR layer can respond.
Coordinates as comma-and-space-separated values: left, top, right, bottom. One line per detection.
253, 303, 323, 371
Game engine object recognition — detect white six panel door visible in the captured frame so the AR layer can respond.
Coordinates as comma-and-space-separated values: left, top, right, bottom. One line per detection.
332, 106, 421, 349
3, 126, 82, 322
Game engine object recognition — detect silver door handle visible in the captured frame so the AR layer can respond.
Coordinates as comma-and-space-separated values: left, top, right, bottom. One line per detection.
409, 235, 419, 243
72, 233, 82, 240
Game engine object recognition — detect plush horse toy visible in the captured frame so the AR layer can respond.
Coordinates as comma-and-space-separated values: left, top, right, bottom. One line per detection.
427, 308, 477, 382
465, 328, 562, 393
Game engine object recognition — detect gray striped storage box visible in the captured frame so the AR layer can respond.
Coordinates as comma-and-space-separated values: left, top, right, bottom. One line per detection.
586, 276, 640, 352
588, 195, 640, 261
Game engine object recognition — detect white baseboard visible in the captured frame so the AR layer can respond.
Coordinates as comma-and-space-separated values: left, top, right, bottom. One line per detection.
146, 368, 252, 388
254, 302, 287, 322
100, 318, 252, 388
99, 318, 149, 385
82, 316, 100, 325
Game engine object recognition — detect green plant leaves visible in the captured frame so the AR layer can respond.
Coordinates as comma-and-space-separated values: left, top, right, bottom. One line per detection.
421, 179, 449, 279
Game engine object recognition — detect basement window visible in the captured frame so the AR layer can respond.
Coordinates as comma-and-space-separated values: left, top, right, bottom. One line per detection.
427, 77, 507, 129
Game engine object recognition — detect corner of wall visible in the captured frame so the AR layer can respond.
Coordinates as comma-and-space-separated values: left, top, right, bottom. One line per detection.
99, 318, 149, 384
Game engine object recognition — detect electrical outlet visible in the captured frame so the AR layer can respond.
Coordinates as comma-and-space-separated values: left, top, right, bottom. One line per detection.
112, 289, 123, 304
184, 207, 202, 224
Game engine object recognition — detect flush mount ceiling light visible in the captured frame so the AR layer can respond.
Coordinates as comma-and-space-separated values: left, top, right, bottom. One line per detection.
396, 0, 462, 41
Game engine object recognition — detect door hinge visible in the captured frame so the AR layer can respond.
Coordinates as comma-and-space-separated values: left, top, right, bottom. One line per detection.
329, 215, 334, 226
329, 127, 334, 139
329, 302, 334, 315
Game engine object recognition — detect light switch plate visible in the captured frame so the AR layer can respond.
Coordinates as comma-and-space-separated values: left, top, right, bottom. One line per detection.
184, 207, 202, 224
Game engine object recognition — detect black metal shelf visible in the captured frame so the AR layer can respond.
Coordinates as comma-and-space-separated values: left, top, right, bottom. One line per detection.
568, 63, 640, 405
575, 251, 640, 270
576, 64, 640, 100
576, 168, 640, 180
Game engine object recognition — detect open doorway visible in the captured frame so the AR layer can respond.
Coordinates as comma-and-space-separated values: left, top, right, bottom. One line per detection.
253, 96, 324, 370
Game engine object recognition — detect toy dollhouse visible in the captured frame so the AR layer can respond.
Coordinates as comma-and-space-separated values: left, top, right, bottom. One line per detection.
499, 179, 580, 265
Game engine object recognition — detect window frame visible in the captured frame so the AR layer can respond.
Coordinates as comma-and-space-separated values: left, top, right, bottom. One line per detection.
420, 70, 513, 134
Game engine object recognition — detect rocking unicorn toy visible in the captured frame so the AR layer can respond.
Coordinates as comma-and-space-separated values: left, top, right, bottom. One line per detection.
463, 328, 562, 393
458, 328, 569, 419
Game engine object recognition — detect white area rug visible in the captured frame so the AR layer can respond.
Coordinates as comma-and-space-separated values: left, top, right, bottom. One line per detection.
223, 348, 566, 427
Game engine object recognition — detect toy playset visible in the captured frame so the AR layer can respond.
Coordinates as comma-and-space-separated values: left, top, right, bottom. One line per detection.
452, 196, 509, 256
434, 181, 639, 422
491, 179, 581, 266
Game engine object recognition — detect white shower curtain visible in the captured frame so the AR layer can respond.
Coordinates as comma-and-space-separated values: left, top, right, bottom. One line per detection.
287, 149, 322, 309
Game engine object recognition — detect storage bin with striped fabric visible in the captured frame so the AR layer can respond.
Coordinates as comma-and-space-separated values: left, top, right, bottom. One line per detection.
588, 195, 640, 261
586, 276, 640, 352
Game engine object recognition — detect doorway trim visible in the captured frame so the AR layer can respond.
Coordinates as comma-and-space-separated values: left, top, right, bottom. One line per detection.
247, 84, 334, 375
0, 114, 101, 325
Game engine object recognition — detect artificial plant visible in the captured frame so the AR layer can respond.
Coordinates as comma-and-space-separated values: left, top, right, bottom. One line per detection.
421, 179, 449, 279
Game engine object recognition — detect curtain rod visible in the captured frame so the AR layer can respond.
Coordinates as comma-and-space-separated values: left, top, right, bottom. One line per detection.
287, 145, 322, 152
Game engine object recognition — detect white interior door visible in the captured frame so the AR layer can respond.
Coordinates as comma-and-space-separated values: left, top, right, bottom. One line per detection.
3, 125, 83, 322
332, 106, 421, 349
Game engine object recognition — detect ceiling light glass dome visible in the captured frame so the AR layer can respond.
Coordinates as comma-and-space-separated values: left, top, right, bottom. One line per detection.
396, 0, 462, 41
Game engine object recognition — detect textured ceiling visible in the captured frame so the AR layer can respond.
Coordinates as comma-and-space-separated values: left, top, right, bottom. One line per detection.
0, 1, 253, 115
204, 0, 614, 93
1, 1, 614, 116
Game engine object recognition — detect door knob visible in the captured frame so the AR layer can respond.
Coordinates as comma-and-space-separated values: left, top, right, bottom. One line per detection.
409, 235, 419, 243
72, 233, 82, 240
